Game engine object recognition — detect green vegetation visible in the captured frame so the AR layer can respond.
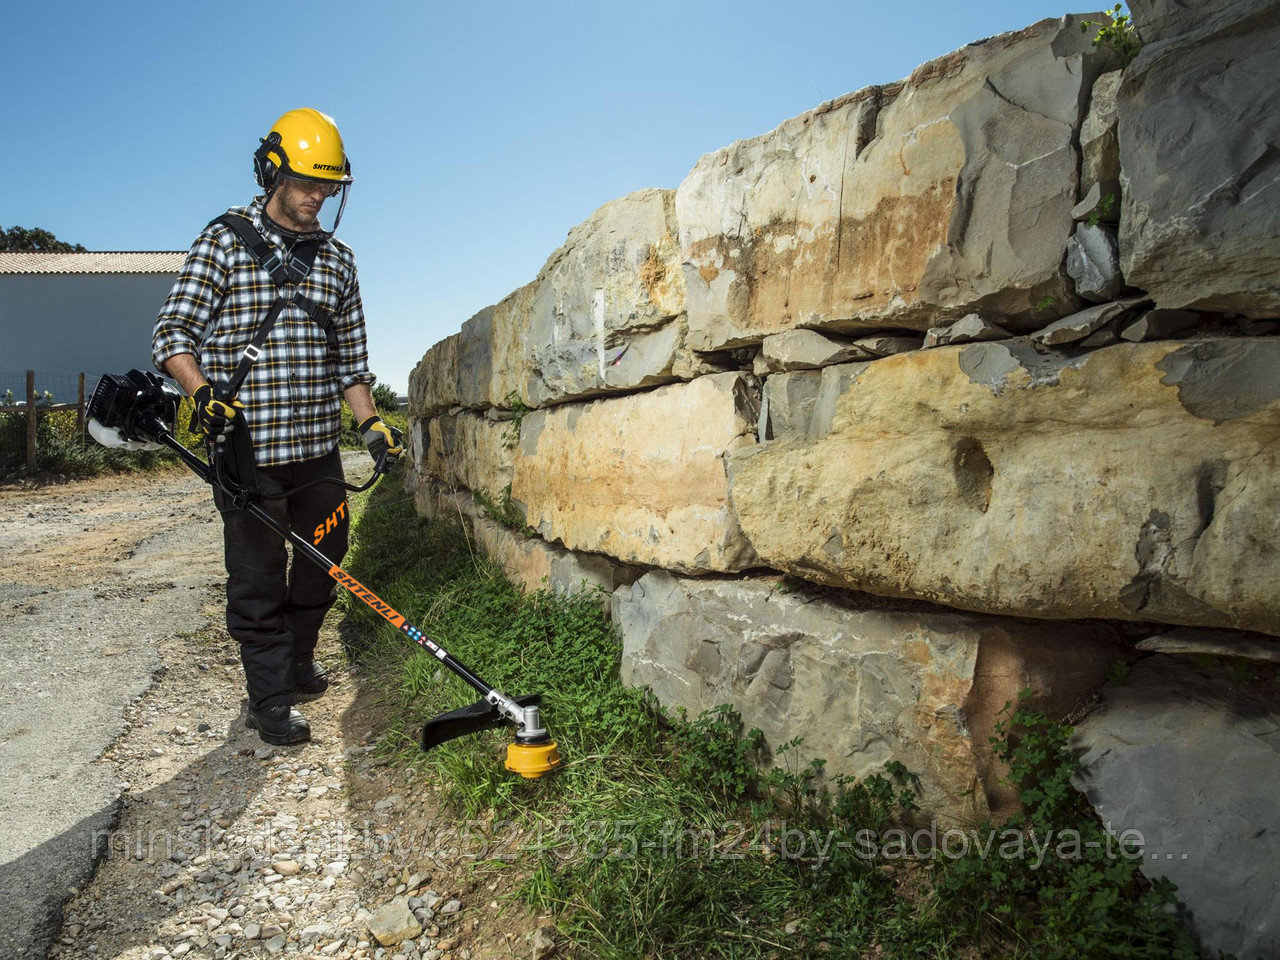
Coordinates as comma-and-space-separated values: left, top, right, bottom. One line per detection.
0, 225, 86, 252
341, 479, 1210, 958
932, 692, 1201, 959
501, 390, 533, 449
339, 395, 408, 450
1087, 192, 1119, 228
0, 391, 200, 482
372, 381, 401, 413
473, 483, 529, 534
1082, 4, 1143, 66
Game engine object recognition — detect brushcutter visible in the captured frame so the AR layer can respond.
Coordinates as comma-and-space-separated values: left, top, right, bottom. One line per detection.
87, 370, 562, 778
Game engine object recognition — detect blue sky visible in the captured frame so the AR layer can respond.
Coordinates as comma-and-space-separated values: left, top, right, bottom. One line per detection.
2, 0, 1084, 392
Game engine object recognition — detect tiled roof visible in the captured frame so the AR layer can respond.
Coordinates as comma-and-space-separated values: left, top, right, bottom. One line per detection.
0, 252, 187, 274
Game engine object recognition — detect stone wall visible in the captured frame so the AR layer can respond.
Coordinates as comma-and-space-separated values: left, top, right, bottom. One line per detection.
407, 5, 1279, 952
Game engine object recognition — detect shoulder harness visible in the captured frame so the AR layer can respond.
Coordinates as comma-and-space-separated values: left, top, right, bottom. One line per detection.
207, 213, 341, 394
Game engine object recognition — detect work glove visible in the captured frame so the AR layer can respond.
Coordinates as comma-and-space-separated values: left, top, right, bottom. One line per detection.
190, 383, 244, 439
358, 415, 404, 469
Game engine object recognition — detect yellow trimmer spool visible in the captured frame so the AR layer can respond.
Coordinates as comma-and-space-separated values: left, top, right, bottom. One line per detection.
506, 740, 562, 778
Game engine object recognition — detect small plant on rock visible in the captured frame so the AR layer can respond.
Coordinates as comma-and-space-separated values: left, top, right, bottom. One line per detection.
1087, 191, 1119, 227
1082, 4, 1143, 66
501, 390, 532, 449
473, 483, 528, 534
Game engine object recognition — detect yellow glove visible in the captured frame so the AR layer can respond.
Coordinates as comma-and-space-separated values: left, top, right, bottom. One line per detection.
190, 383, 245, 438
358, 415, 404, 467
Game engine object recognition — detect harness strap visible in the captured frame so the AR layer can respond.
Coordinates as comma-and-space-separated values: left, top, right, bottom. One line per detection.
226, 298, 288, 395
207, 214, 341, 394
211, 213, 319, 287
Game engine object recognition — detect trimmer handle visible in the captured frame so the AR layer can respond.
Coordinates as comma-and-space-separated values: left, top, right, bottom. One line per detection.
211, 379, 238, 404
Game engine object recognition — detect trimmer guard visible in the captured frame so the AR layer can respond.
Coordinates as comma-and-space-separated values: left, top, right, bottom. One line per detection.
422, 693, 543, 751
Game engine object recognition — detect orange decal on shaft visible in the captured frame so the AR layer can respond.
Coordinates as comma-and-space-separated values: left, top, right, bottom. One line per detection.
313, 500, 349, 545
328, 565, 406, 627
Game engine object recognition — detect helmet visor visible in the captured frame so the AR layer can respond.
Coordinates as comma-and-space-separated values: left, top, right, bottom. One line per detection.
276, 174, 350, 234
280, 172, 346, 197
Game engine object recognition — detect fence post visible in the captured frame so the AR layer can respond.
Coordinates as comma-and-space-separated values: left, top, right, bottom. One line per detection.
77, 372, 86, 441
26, 369, 37, 471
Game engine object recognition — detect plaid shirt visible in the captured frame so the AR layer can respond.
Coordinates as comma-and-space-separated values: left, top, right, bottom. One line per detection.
153, 197, 375, 467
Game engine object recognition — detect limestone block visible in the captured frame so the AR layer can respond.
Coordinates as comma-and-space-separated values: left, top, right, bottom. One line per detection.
1072, 655, 1280, 959
403, 418, 424, 496
1071, 181, 1120, 223
759, 329, 871, 372
446, 190, 692, 410
407, 332, 461, 420
729, 339, 1280, 636
924, 313, 1012, 348
850, 335, 922, 357
1118, 0, 1280, 317
1128, 0, 1264, 43
762, 363, 867, 442
421, 410, 515, 497
1066, 223, 1125, 302
1135, 626, 1280, 663
614, 571, 1126, 823
525, 188, 689, 407
488, 279, 546, 409
471, 515, 641, 612
458, 305, 496, 408
1029, 296, 1148, 345
1080, 69, 1121, 195
677, 16, 1116, 351
512, 372, 761, 573
411, 480, 480, 524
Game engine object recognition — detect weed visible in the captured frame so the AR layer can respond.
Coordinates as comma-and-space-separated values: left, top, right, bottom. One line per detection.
473, 483, 529, 535
1087, 191, 1119, 227
668, 704, 764, 802
1106, 658, 1131, 685
932, 692, 1202, 957
773, 575, 808, 595
501, 391, 533, 449
1082, 4, 1143, 66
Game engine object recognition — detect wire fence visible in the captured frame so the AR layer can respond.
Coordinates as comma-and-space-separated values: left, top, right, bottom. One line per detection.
0, 370, 91, 478
0, 370, 88, 404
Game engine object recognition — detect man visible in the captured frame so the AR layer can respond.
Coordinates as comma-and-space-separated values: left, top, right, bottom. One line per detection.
153, 108, 402, 746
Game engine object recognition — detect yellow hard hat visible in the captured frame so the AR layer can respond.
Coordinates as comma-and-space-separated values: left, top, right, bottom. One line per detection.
253, 108, 354, 190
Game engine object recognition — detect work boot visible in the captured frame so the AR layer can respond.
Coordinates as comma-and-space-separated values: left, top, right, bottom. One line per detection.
292, 659, 329, 703
246, 704, 311, 745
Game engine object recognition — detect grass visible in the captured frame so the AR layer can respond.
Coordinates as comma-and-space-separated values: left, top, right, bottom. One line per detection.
0, 400, 202, 482
340, 475, 1216, 960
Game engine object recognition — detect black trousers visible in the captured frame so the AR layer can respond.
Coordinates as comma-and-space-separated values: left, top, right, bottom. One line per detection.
214, 446, 349, 710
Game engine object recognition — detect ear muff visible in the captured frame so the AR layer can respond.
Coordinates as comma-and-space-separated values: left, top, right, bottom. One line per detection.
253, 132, 288, 191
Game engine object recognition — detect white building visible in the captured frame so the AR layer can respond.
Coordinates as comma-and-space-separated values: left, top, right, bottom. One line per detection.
0, 251, 185, 396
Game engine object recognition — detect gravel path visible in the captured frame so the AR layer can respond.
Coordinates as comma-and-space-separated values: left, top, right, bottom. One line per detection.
0, 467, 222, 960
0, 456, 549, 960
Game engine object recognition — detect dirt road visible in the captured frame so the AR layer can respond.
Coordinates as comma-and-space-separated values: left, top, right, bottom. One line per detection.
0, 467, 223, 959
0, 458, 533, 960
